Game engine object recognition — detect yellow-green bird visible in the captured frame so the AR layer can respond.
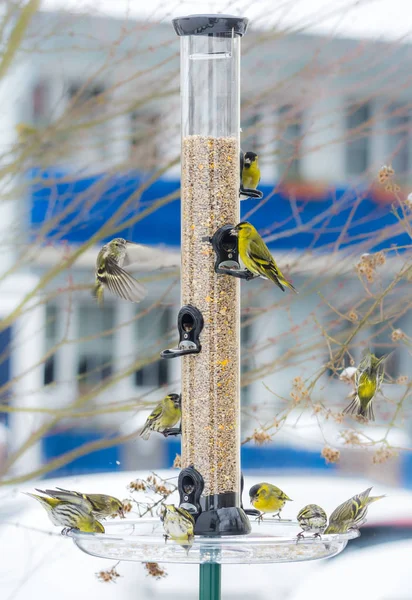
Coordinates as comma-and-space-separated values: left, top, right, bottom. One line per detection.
140, 393, 181, 440
324, 487, 385, 534
242, 151, 261, 190
296, 504, 327, 539
50, 488, 125, 519
231, 222, 298, 293
161, 504, 195, 551
249, 482, 293, 520
343, 350, 391, 421
93, 238, 147, 305
25, 489, 105, 533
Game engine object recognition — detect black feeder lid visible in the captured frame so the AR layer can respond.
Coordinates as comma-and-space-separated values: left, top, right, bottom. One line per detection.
173, 14, 249, 37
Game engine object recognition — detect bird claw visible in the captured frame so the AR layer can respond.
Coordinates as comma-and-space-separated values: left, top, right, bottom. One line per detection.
164, 534, 169, 544
162, 427, 182, 438
296, 532, 305, 544
61, 527, 74, 536
256, 513, 264, 523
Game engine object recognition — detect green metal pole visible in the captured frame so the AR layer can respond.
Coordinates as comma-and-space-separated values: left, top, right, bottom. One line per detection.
199, 564, 221, 600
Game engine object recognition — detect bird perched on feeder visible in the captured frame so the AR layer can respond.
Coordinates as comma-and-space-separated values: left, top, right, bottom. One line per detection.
249, 482, 293, 520
24, 489, 105, 534
242, 151, 261, 191
161, 504, 195, 551
343, 350, 392, 421
324, 487, 385, 534
93, 238, 147, 305
140, 393, 182, 440
231, 222, 298, 293
296, 504, 327, 540
49, 488, 125, 519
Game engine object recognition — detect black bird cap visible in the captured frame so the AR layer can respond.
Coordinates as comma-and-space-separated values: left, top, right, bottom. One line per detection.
234, 221, 250, 229
173, 14, 248, 37
244, 151, 257, 161
168, 393, 181, 404
249, 484, 261, 498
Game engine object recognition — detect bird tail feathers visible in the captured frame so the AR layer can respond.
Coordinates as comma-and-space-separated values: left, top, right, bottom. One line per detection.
343, 395, 375, 421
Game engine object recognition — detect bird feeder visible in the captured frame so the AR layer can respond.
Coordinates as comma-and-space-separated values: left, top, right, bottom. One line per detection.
68, 16, 357, 600
173, 14, 250, 537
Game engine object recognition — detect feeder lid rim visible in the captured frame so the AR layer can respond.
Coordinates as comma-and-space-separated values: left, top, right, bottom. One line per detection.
173, 14, 248, 37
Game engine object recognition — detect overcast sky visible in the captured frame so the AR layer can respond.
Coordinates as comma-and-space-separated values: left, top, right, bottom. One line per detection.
42, 0, 412, 41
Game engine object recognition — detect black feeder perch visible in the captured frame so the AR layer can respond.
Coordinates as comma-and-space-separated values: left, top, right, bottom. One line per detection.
178, 465, 251, 536
239, 149, 263, 201
160, 305, 204, 358
206, 224, 258, 280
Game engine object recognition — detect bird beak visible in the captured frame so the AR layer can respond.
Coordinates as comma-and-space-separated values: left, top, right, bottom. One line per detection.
244, 158, 251, 165
230, 228, 238, 237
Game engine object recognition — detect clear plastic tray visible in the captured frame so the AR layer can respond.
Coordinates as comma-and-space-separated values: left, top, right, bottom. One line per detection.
68, 518, 359, 564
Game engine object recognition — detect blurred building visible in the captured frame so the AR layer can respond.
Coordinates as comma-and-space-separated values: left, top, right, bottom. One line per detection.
1, 11, 411, 478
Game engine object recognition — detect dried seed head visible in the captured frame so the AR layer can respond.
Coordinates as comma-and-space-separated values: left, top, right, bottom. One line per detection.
373, 446, 398, 464
144, 562, 167, 580
128, 479, 147, 492
121, 500, 133, 514
173, 453, 181, 468
340, 429, 361, 445
391, 328, 405, 341
339, 366, 358, 385
396, 375, 408, 384
96, 567, 121, 583
348, 310, 358, 322
252, 430, 272, 445
321, 446, 340, 464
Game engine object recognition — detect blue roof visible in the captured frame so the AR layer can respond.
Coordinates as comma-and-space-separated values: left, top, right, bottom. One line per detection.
29, 168, 407, 251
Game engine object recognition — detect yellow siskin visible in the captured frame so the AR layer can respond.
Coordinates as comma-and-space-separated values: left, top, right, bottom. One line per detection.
249, 482, 293, 520
242, 151, 261, 190
93, 238, 147, 305
140, 393, 181, 440
343, 350, 391, 421
25, 489, 105, 533
49, 488, 125, 519
324, 487, 385, 534
161, 504, 195, 551
231, 222, 298, 293
296, 504, 327, 539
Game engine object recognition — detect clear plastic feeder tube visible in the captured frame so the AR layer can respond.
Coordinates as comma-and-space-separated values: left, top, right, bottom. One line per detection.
174, 15, 249, 534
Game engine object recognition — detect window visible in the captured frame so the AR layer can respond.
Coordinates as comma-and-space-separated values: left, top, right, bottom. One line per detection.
387, 104, 410, 175
277, 105, 302, 180
130, 111, 160, 171
67, 80, 106, 110
44, 304, 57, 386
345, 102, 371, 176
32, 80, 49, 124
77, 305, 114, 391
134, 306, 170, 387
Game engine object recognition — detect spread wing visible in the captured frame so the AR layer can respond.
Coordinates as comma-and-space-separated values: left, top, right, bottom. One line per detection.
104, 258, 147, 303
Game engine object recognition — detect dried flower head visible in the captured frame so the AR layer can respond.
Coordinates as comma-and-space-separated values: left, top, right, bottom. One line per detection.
290, 376, 309, 403
173, 454, 182, 469
348, 310, 358, 322
355, 251, 385, 281
321, 446, 340, 464
378, 164, 394, 185
312, 403, 324, 414
144, 562, 167, 580
396, 375, 408, 384
391, 328, 405, 342
96, 566, 121, 583
128, 479, 147, 492
121, 500, 133, 514
340, 429, 361, 446
339, 366, 358, 386
405, 192, 412, 209
252, 429, 272, 445
373, 446, 398, 464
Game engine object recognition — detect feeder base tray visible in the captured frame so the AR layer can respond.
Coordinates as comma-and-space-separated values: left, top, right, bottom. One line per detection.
67, 518, 358, 565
